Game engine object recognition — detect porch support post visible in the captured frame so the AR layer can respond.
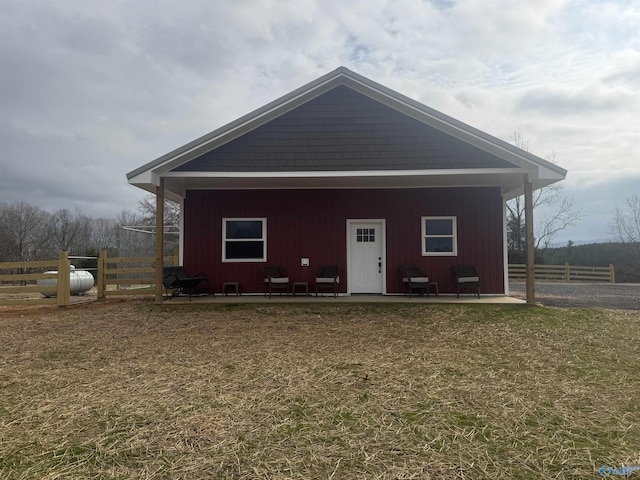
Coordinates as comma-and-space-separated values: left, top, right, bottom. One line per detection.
524, 173, 535, 304
154, 177, 165, 304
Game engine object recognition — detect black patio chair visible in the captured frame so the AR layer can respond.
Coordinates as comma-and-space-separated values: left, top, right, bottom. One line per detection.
162, 266, 212, 301
315, 265, 340, 297
454, 264, 480, 298
400, 264, 431, 298
263, 265, 290, 298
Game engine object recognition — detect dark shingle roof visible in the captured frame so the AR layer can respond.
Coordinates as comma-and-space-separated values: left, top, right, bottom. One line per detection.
173, 86, 516, 172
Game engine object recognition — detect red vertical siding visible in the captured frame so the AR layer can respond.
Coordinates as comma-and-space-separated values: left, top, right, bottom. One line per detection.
183, 188, 505, 295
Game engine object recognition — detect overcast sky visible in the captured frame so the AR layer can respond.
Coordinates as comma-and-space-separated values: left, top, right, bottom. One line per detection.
1, 0, 638, 244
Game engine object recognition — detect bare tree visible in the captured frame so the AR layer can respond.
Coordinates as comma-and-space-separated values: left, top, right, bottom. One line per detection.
115, 209, 153, 257
608, 195, 640, 281
611, 195, 640, 244
90, 217, 119, 251
506, 132, 583, 262
0, 206, 12, 261
0, 202, 51, 261
47, 208, 92, 253
135, 195, 180, 255
137, 195, 180, 228
0, 201, 178, 261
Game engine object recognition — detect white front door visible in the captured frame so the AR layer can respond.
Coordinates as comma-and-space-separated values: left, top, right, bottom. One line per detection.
348, 221, 385, 294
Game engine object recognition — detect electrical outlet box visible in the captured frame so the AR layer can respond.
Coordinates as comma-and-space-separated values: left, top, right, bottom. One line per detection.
301, 258, 310, 267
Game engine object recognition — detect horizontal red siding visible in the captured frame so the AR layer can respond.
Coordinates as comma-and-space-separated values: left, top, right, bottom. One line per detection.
182, 187, 505, 295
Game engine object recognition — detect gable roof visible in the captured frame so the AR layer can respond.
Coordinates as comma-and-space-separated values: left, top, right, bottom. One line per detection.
172, 85, 518, 173
127, 66, 566, 201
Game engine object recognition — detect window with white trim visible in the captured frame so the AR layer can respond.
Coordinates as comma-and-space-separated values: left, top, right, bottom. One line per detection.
222, 218, 266, 262
422, 216, 457, 256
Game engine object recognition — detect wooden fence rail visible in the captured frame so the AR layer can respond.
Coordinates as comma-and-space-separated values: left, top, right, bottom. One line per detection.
0, 250, 178, 307
0, 252, 71, 306
508, 262, 615, 283
96, 250, 178, 299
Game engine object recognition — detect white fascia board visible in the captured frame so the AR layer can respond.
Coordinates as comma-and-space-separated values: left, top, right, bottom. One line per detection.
127, 172, 185, 203
127, 169, 154, 186
538, 163, 567, 181
162, 167, 525, 180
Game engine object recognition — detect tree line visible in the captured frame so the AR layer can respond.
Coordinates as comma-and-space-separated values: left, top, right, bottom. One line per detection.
0, 197, 179, 264
541, 241, 639, 283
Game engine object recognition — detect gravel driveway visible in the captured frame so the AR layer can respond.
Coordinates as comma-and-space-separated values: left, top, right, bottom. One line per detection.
509, 282, 640, 310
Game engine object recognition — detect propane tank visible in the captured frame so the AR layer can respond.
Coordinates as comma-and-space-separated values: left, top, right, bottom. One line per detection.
38, 266, 95, 297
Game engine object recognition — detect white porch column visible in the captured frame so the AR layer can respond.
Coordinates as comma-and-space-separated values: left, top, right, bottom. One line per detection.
155, 177, 165, 304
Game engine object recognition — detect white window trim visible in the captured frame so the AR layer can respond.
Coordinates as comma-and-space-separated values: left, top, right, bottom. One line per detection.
222, 217, 267, 262
421, 216, 457, 256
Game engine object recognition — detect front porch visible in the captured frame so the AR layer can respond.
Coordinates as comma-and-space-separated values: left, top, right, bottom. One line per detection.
162, 293, 526, 305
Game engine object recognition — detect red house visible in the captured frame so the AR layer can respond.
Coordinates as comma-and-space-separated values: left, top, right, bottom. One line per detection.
127, 67, 566, 298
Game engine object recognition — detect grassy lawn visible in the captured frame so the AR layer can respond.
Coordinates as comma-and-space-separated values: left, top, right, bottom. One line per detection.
1, 301, 638, 479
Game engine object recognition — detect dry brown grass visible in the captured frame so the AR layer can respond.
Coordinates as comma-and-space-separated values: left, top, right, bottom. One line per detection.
1, 301, 639, 479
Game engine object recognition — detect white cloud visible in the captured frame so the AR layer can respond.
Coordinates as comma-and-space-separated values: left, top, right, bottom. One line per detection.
0, 0, 638, 243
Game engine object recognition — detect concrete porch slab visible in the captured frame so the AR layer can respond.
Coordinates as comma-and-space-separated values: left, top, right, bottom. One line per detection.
163, 294, 526, 305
